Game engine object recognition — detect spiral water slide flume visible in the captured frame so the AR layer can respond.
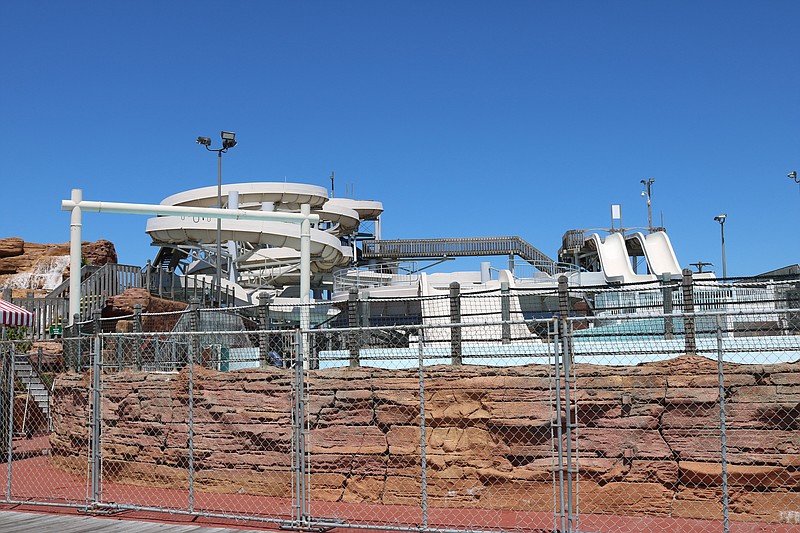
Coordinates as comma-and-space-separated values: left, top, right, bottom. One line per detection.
145, 182, 383, 301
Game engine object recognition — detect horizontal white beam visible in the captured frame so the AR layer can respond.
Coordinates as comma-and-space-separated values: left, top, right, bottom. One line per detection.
61, 199, 320, 225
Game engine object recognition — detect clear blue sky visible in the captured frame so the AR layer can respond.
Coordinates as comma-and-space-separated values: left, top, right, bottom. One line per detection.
1, 2, 798, 276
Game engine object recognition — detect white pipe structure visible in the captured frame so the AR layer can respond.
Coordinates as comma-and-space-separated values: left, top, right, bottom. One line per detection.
68, 189, 83, 326
61, 189, 319, 326
300, 203, 311, 362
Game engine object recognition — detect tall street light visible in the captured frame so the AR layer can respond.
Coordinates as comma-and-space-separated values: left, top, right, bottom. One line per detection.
714, 214, 727, 279
640, 178, 655, 231
196, 131, 237, 306
789, 171, 798, 183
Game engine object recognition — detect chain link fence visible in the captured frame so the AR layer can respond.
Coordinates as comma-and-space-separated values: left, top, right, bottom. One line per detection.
1, 275, 799, 532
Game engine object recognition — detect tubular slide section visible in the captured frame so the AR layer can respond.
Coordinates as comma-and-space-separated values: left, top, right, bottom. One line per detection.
588, 233, 656, 284
629, 231, 681, 277
145, 182, 383, 273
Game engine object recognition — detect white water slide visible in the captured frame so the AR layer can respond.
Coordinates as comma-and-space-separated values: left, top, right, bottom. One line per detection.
145, 182, 383, 273
628, 231, 682, 278
588, 231, 681, 284
589, 233, 655, 284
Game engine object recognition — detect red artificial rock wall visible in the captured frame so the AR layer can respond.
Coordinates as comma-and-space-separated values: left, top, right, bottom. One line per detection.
49, 355, 800, 523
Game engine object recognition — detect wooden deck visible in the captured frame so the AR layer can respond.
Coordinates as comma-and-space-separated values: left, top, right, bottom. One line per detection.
0, 510, 271, 533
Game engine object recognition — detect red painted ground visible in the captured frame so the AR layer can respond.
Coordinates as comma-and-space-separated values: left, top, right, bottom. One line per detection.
1, 452, 798, 533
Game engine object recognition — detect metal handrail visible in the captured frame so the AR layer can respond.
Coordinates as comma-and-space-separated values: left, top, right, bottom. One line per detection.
362, 236, 557, 274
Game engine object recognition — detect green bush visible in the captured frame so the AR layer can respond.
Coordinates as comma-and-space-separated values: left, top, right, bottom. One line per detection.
4, 326, 33, 354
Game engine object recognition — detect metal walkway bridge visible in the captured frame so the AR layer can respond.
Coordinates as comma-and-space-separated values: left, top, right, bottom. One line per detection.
361, 236, 558, 274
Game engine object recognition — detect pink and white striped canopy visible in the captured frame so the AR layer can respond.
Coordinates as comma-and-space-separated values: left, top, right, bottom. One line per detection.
0, 299, 33, 327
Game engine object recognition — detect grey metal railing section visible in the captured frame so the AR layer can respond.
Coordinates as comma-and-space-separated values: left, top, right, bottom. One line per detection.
44, 264, 98, 300
12, 263, 143, 337
72, 264, 144, 321
362, 236, 558, 274
7, 297, 68, 340
143, 264, 237, 307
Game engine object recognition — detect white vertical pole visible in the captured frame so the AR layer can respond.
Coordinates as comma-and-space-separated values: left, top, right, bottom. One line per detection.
69, 189, 83, 326
300, 205, 311, 306
300, 204, 311, 363
227, 190, 239, 283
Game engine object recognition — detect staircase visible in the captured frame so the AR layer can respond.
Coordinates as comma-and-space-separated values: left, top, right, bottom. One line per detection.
47, 263, 144, 322
13, 354, 50, 421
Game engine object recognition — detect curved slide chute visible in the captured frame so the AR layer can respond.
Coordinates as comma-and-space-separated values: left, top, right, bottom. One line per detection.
161, 182, 329, 209
146, 183, 383, 296
589, 233, 656, 284
145, 217, 349, 268
628, 231, 681, 278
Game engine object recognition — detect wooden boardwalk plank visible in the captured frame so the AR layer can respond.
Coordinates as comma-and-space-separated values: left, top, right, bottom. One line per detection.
0, 511, 269, 533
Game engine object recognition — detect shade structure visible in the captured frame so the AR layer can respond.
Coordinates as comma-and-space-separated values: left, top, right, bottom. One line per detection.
0, 298, 33, 327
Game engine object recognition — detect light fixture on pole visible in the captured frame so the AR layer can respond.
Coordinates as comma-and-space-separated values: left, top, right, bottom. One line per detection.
640, 178, 655, 231
789, 171, 798, 183
196, 130, 237, 306
713, 213, 727, 279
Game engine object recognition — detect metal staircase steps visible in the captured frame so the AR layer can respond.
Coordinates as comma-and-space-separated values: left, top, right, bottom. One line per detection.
13, 354, 50, 417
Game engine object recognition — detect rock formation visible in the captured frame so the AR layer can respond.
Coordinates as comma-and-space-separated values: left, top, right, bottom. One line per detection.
0, 237, 118, 297
102, 288, 188, 332
49, 355, 800, 525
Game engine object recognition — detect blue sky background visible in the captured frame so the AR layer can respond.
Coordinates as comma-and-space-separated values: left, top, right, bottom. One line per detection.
1, 2, 798, 277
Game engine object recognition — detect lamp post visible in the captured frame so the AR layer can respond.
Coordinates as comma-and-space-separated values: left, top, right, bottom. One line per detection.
640, 178, 655, 231
196, 131, 237, 306
714, 214, 727, 279
789, 171, 798, 183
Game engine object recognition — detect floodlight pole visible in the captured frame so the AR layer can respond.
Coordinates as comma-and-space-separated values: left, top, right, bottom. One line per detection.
216, 149, 223, 306
641, 178, 655, 231
197, 132, 236, 307
714, 214, 727, 279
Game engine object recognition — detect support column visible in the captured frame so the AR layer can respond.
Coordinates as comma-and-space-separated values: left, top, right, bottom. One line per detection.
449, 282, 462, 365
662, 273, 674, 340
258, 292, 271, 369
682, 268, 696, 355
347, 288, 360, 368
501, 281, 511, 344
68, 189, 83, 326
299, 204, 311, 366
133, 304, 143, 371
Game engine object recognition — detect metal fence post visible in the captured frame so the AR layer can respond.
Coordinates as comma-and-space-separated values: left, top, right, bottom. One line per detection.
662, 273, 674, 340
560, 318, 576, 533
347, 288, 360, 368
73, 313, 81, 372
450, 282, 462, 365
93, 310, 101, 336
292, 329, 308, 526
0, 350, 6, 471
258, 292, 271, 369
501, 281, 511, 344
133, 303, 143, 371
551, 318, 567, 533
716, 315, 730, 533
558, 275, 570, 318
5, 344, 15, 501
417, 327, 428, 528
187, 299, 198, 512
682, 268, 696, 355
359, 290, 371, 349
90, 334, 101, 505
